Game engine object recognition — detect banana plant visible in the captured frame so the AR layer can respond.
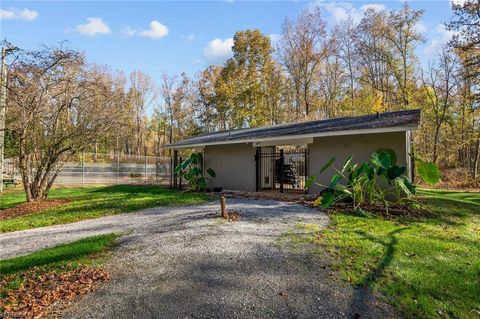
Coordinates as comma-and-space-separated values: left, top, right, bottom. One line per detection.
175, 152, 216, 192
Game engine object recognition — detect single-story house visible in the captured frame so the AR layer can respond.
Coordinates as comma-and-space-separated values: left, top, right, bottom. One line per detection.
165, 109, 420, 195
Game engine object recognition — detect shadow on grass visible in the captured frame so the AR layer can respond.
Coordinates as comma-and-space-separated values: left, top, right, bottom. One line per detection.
0, 234, 118, 276
90, 184, 174, 195
348, 227, 408, 315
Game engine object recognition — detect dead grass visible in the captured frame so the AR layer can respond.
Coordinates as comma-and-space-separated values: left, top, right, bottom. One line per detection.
0, 267, 110, 319
0, 199, 71, 221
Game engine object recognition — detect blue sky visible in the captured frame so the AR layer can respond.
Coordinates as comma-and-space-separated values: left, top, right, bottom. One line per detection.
1, 1, 455, 83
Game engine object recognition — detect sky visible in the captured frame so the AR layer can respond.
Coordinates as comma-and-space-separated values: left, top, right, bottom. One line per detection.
1, 0, 456, 84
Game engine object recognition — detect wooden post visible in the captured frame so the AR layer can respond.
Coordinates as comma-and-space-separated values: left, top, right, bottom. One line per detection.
304, 148, 308, 194
279, 149, 284, 193
173, 149, 178, 189
178, 156, 183, 190
220, 195, 227, 219
255, 148, 260, 192
81, 152, 85, 187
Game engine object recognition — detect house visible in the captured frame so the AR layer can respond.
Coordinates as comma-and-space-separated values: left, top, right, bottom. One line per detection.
165, 109, 420, 195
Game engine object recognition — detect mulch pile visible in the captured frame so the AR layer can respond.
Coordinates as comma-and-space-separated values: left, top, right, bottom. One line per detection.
0, 267, 111, 319
221, 190, 429, 218
225, 210, 240, 222
326, 202, 430, 218
0, 199, 71, 220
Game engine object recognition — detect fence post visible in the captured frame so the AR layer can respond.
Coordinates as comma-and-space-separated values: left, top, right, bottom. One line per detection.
279, 149, 284, 193
116, 152, 119, 185
144, 154, 148, 183
81, 152, 85, 187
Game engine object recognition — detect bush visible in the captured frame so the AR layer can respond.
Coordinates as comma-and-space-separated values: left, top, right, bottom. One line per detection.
306, 149, 422, 214
175, 153, 216, 192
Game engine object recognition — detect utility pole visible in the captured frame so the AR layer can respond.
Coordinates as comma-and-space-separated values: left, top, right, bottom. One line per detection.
0, 47, 8, 194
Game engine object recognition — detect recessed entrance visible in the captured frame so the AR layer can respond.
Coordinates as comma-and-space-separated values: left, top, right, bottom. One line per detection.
255, 146, 309, 194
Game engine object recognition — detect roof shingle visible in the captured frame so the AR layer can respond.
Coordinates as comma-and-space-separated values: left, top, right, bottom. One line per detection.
166, 109, 420, 148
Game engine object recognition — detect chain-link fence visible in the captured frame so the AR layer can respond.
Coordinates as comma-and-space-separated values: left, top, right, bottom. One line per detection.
4, 153, 174, 186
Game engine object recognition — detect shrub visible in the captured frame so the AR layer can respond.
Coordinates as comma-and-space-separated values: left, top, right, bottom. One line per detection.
175, 153, 216, 192
306, 149, 419, 214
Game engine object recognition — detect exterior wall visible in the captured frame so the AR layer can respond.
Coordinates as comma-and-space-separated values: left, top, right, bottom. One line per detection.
204, 143, 256, 191
308, 131, 409, 195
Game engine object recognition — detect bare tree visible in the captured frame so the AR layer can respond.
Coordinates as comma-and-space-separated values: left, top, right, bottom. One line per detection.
279, 6, 328, 118
6, 45, 119, 201
421, 48, 458, 163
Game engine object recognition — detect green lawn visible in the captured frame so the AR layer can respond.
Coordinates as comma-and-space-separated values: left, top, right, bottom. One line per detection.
286, 189, 480, 319
0, 185, 212, 233
0, 234, 118, 299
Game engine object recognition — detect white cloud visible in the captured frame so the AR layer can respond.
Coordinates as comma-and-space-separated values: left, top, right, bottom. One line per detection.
316, 1, 385, 25
75, 17, 111, 36
203, 38, 234, 64
415, 22, 427, 34
0, 8, 39, 21
424, 24, 456, 56
121, 25, 137, 37
181, 34, 196, 42
139, 20, 169, 39
18, 8, 38, 20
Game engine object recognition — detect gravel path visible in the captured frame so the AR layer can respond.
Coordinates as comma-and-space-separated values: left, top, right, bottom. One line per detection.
0, 198, 398, 318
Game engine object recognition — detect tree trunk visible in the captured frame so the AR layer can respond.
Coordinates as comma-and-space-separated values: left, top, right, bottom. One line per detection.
473, 136, 480, 180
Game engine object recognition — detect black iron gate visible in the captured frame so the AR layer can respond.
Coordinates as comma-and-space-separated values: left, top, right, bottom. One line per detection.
255, 147, 309, 194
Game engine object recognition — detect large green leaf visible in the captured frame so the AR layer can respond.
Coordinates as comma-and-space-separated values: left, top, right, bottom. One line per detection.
305, 175, 316, 189
206, 167, 216, 178
371, 151, 391, 169
396, 176, 416, 196
320, 191, 335, 208
387, 165, 405, 180
181, 158, 192, 170
377, 148, 397, 165
191, 167, 202, 176
319, 157, 336, 174
341, 156, 354, 173
329, 174, 342, 188
198, 177, 207, 191
417, 160, 440, 186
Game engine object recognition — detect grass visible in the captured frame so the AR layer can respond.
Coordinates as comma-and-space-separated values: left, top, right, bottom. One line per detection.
0, 233, 119, 277
283, 189, 480, 319
0, 184, 212, 233
0, 233, 119, 300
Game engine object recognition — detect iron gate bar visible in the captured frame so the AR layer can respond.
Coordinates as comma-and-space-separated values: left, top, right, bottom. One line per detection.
256, 147, 308, 194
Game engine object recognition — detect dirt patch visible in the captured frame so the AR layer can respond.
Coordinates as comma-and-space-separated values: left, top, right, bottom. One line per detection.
0, 199, 71, 220
0, 267, 111, 319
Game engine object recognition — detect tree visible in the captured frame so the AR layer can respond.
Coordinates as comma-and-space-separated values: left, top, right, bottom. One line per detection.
279, 6, 327, 118
226, 29, 274, 127
421, 48, 458, 164
386, 2, 424, 108
447, 0, 480, 178
6, 45, 119, 201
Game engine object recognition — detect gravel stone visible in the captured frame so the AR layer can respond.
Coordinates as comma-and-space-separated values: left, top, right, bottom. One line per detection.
0, 198, 399, 318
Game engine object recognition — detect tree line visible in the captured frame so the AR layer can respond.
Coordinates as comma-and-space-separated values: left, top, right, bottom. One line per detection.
3, 1, 479, 200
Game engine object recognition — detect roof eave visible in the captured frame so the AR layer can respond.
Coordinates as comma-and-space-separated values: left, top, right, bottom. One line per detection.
164, 125, 417, 149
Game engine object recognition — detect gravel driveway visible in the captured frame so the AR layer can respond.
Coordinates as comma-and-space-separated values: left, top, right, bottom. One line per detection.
0, 198, 398, 318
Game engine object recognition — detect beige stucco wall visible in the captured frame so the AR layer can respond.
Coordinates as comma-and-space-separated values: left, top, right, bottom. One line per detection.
308, 131, 409, 195
201, 131, 410, 194
204, 143, 256, 191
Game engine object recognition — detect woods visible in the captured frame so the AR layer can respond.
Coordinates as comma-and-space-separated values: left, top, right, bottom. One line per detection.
3, 1, 479, 200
